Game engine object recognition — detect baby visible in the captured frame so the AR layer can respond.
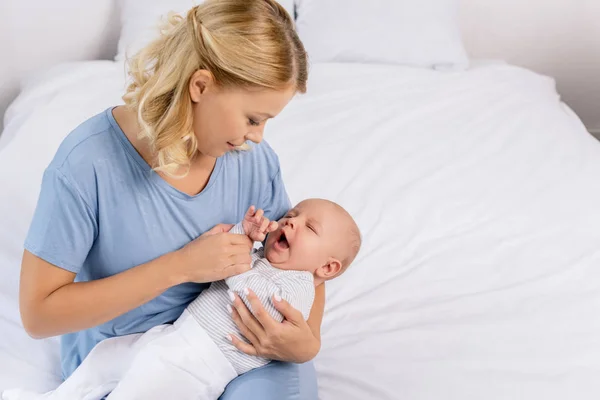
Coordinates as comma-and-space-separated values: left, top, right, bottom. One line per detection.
3, 198, 361, 400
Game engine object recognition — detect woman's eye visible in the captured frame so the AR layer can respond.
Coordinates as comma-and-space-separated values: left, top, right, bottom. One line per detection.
248, 118, 260, 126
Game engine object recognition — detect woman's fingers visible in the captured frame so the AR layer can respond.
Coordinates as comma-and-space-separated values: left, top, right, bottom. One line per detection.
223, 263, 251, 278
203, 224, 234, 236
228, 305, 259, 344
228, 252, 252, 265
231, 293, 265, 337
226, 234, 253, 253
272, 294, 304, 325
267, 221, 278, 232
244, 289, 278, 330
227, 233, 253, 246
227, 334, 258, 356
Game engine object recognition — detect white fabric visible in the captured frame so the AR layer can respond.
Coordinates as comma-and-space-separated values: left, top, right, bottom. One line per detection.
1, 311, 237, 400
116, 0, 200, 62
1, 61, 600, 400
116, 0, 296, 62
0, 62, 120, 152
0, 0, 119, 135
295, 0, 469, 69
2, 330, 154, 400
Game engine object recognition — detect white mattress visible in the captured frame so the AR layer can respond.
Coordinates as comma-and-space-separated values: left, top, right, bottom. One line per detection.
1, 60, 600, 399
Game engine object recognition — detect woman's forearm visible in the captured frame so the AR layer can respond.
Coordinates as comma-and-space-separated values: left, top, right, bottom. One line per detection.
20, 250, 185, 338
306, 284, 325, 348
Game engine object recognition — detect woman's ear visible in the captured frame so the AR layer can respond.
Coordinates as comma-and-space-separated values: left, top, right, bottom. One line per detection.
189, 69, 214, 103
315, 257, 342, 281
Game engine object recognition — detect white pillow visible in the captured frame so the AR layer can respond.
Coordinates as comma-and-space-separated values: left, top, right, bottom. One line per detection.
115, 0, 296, 62
295, 0, 469, 70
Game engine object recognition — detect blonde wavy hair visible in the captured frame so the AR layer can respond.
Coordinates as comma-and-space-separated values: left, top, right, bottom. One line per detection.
122, 0, 308, 176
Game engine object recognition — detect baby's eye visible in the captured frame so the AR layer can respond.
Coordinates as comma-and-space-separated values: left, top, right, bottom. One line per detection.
307, 224, 317, 234
248, 118, 260, 126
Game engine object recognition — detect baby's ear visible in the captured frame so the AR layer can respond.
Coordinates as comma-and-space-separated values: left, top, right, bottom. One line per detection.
315, 257, 342, 280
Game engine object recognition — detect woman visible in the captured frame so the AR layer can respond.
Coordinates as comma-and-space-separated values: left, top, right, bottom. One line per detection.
18, 0, 322, 398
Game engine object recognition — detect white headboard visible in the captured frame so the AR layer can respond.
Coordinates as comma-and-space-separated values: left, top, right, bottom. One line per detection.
0, 0, 120, 131
2, 0, 599, 132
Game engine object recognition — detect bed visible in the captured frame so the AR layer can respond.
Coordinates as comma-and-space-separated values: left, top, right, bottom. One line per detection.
2, 1, 600, 399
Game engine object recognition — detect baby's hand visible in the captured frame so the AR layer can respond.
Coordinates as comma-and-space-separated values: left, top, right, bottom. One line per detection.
242, 206, 278, 242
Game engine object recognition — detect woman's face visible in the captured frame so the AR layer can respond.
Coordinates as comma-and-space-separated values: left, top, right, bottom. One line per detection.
189, 70, 296, 158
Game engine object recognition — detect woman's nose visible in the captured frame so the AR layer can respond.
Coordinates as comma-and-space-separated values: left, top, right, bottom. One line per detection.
246, 129, 264, 144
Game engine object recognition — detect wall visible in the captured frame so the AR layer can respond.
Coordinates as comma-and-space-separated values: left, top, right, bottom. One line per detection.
0, 0, 599, 133
0, 0, 119, 132
460, 0, 600, 134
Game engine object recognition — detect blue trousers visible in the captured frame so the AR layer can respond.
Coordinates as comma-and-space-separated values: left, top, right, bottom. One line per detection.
220, 361, 318, 400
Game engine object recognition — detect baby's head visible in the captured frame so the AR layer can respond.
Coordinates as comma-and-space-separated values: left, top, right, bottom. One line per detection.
264, 199, 361, 285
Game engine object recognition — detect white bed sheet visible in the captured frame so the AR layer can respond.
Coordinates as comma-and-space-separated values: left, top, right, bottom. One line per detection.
1, 61, 600, 399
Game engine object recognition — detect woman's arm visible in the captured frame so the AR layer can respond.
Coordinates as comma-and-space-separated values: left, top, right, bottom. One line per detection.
20, 250, 181, 338
306, 283, 325, 346
229, 284, 326, 364
20, 224, 252, 339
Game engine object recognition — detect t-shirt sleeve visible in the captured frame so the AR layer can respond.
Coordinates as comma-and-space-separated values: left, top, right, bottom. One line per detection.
24, 168, 98, 274
261, 168, 291, 222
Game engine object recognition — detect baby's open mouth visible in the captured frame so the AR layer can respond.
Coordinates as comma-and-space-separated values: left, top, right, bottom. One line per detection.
277, 231, 289, 250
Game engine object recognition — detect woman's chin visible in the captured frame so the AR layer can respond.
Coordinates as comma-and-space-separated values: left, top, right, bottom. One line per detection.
196, 146, 226, 158
210, 149, 227, 158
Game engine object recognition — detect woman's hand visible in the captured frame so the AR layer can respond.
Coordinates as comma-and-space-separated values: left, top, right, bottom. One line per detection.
176, 224, 254, 284
228, 289, 321, 363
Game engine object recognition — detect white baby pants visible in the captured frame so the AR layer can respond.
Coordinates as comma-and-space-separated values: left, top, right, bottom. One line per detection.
2, 310, 238, 400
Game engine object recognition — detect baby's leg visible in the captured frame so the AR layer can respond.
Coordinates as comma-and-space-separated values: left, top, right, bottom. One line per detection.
2, 325, 171, 400
54, 332, 147, 400
1, 389, 49, 400
107, 311, 237, 400
1, 334, 141, 400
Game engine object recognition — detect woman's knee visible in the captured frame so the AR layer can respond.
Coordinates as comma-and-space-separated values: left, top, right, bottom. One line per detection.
219, 361, 317, 400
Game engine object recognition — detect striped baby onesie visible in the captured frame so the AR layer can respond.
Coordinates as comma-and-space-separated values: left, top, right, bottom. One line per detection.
186, 223, 316, 375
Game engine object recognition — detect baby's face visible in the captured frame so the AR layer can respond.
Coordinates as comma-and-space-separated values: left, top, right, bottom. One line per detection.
264, 199, 347, 277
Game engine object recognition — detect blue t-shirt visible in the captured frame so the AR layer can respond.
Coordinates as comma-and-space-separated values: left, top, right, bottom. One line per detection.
24, 108, 290, 378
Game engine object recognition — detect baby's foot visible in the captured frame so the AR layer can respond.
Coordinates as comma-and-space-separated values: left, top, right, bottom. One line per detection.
1, 389, 51, 400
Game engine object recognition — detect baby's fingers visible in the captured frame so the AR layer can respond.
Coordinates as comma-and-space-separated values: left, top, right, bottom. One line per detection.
259, 216, 270, 233
245, 205, 256, 219
253, 209, 265, 224
266, 221, 278, 233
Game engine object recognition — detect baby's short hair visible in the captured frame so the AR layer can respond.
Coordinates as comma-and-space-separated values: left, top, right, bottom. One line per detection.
330, 201, 361, 272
